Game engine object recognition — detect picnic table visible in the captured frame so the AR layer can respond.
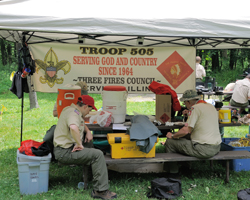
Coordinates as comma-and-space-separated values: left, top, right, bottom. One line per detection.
84, 117, 248, 185
87, 119, 241, 138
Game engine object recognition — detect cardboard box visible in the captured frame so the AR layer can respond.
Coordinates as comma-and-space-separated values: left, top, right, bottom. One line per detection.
107, 133, 158, 159
155, 94, 172, 123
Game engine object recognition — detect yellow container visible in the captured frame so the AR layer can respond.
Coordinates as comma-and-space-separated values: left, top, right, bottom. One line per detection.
219, 108, 231, 124
107, 133, 158, 159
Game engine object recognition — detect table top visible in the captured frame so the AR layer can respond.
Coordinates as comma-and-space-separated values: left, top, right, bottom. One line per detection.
198, 91, 225, 96
87, 121, 241, 132
222, 91, 233, 95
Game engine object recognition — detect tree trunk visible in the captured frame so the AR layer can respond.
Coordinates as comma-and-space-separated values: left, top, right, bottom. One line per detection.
211, 50, 219, 71
202, 50, 209, 71
27, 75, 39, 109
222, 50, 227, 58
229, 49, 237, 70
0, 39, 7, 66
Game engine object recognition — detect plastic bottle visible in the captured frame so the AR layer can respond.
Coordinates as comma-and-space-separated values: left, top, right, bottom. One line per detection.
78, 182, 85, 189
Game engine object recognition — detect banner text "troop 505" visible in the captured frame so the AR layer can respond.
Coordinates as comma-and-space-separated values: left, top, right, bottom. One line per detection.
80, 47, 154, 56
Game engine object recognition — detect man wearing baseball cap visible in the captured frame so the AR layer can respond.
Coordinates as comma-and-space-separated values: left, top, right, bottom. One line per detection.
164, 89, 221, 173
53, 95, 117, 199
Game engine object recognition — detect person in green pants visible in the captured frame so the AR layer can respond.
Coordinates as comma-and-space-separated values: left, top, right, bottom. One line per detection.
164, 90, 222, 173
53, 95, 117, 199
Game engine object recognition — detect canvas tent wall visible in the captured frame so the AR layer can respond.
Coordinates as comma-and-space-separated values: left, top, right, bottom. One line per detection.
1, 0, 250, 48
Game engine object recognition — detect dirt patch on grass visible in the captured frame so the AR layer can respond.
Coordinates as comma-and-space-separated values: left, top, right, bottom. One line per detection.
127, 93, 155, 102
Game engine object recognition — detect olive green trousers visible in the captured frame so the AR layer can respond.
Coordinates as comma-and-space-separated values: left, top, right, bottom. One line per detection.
164, 138, 221, 159
54, 142, 109, 191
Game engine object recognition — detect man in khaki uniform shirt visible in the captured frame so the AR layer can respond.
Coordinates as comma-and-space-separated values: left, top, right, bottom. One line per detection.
164, 90, 221, 173
196, 56, 206, 84
53, 95, 117, 199
230, 74, 250, 114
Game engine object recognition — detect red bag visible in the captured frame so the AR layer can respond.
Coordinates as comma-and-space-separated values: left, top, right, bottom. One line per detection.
18, 139, 44, 156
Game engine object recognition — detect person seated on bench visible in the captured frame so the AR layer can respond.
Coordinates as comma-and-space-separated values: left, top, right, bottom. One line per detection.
164, 89, 222, 173
44, 81, 91, 161
53, 95, 117, 200
230, 74, 250, 114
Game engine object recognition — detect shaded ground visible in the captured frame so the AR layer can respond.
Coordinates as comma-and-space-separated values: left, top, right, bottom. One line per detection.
127, 93, 155, 102
127, 93, 183, 102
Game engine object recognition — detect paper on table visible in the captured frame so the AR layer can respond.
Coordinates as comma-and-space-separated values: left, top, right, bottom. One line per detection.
112, 124, 130, 130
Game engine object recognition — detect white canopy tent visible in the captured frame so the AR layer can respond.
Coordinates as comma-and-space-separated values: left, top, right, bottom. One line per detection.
2, 0, 250, 144
0, 0, 250, 49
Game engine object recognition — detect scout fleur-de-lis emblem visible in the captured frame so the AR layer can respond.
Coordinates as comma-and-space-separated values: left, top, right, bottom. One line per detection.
35, 48, 71, 88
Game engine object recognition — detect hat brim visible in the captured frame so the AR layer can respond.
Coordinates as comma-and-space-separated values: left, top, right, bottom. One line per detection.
92, 105, 97, 111
180, 95, 200, 102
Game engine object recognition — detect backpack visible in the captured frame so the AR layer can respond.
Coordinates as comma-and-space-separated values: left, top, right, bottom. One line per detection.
43, 125, 56, 160
147, 177, 182, 199
237, 188, 250, 200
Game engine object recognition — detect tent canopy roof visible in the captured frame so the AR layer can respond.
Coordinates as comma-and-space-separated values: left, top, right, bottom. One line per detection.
1, 0, 250, 49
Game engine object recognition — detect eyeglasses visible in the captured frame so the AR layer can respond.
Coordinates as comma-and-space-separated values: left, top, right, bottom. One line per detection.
88, 106, 93, 109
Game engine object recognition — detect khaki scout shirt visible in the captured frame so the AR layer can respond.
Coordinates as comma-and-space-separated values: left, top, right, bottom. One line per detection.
196, 63, 206, 79
187, 103, 221, 145
54, 103, 85, 148
232, 78, 250, 104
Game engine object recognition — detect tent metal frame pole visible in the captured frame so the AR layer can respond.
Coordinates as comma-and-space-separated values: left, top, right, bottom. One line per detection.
20, 33, 26, 146
20, 92, 23, 145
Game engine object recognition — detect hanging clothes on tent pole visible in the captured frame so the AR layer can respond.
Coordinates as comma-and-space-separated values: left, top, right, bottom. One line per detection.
9, 35, 35, 145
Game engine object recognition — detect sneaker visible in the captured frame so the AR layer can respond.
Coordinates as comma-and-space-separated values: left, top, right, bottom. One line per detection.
91, 190, 117, 199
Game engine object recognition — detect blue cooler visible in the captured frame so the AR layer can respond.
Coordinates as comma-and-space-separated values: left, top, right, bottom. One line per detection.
221, 138, 250, 172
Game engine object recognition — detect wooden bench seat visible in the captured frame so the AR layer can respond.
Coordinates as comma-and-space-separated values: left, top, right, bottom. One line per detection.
60, 151, 250, 188
104, 151, 250, 183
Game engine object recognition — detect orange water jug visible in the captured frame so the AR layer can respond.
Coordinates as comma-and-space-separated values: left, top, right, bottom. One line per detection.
57, 84, 81, 118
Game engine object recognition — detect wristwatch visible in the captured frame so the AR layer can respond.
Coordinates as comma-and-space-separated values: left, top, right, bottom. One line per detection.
171, 134, 179, 140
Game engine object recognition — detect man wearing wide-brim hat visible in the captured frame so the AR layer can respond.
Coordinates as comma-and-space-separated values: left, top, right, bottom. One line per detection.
164, 89, 222, 172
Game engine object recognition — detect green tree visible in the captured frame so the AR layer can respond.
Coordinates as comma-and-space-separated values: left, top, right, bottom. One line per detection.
211, 50, 220, 71
0, 39, 7, 66
229, 49, 238, 70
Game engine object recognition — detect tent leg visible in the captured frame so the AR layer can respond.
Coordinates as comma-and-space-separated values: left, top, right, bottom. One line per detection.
20, 93, 23, 145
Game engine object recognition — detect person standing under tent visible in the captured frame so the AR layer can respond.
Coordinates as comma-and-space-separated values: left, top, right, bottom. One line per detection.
53, 95, 117, 199
195, 56, 206, 85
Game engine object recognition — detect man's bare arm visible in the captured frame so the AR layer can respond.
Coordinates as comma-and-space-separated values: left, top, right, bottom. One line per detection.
70, 124, 84, 152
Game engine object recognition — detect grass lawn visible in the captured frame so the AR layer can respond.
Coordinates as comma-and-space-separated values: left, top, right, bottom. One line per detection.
1, 89, 250, 199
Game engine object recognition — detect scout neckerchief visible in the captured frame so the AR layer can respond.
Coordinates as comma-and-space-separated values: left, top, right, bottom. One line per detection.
188, 99, 207, 116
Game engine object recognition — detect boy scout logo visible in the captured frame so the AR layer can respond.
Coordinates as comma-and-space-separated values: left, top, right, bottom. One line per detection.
157, 51, 193, 89
35, 48, 71, 88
